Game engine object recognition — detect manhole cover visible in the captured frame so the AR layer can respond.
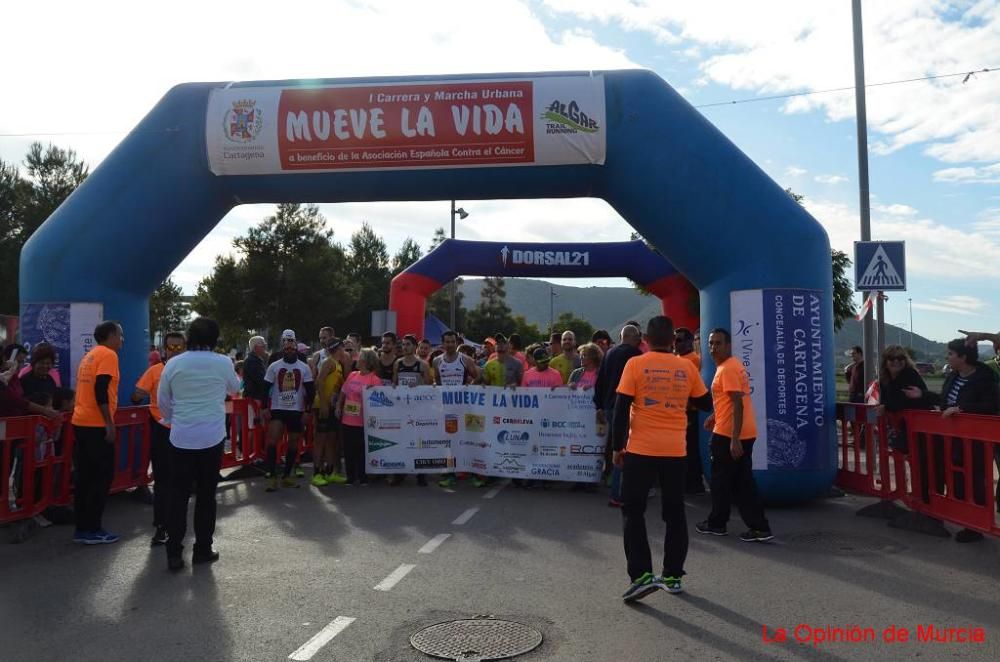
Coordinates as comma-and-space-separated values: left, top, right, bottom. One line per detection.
410, 618, 543, 662
784, 530, 906, 556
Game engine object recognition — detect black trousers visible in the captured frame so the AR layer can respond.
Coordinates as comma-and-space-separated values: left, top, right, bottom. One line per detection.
707, 435, 770, 531
149, 420, 171, 528
684, 410, 704, 490
621, 453, 688, 580
342, 425, 366, 483
73, 426, 115, 532
166, 441, 223, 558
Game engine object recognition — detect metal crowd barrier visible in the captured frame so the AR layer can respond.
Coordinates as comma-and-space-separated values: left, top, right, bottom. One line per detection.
836, 403, 1000, 537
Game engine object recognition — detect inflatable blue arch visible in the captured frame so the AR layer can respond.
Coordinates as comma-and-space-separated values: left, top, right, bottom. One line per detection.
389, 239, 699, 337
20, 70, 835, 500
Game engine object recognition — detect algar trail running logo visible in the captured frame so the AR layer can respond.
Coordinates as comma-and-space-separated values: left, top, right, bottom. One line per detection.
541, 100, 599, 134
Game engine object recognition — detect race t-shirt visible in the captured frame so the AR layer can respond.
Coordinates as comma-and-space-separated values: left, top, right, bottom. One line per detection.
617, 351, 708, 457
678, 351, 701, 371
435, 354, 470, 386
265, 358, 313, 412
521, 367, 564, 388
136, 362, 166, 424
396, 358, 425, 387
72, 345, 120, 427
569, 367, 598, 389
482, 355, 524, 387
548, 353, 580, 384
711, 356, 758, 440
341, 371, 383, 427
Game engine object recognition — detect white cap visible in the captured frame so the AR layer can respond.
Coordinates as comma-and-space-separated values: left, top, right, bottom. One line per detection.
281, 329, 296, 341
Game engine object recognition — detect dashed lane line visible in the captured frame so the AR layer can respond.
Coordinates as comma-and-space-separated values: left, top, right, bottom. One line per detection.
374, 563, 417, 591
288, 616, 356, 661
452, 507, 479, 525
418, 533, 451, 554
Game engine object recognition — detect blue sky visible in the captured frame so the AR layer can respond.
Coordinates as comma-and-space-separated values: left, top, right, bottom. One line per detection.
2, 0, 998, 342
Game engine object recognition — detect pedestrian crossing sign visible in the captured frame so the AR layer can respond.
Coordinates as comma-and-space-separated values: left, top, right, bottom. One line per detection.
854, 241, 906, 291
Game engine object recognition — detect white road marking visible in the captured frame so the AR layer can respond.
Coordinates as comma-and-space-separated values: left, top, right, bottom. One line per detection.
288, 616, 356, 660
374, 564, 416, 591
418, 533, 451, 554
452, 507, 479, 525
482, 481, 507, 499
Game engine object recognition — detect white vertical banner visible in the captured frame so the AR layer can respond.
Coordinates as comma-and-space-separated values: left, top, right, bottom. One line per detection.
363, 386, 604, 482
730, 290, 768, 468
69, 303, 103, 389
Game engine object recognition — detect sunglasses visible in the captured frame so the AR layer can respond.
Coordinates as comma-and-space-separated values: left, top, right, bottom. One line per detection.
165, 343, 185, 351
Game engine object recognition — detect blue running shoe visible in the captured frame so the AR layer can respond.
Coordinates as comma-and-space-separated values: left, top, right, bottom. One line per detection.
91, 530, 120, 544
72, 530, 94, 544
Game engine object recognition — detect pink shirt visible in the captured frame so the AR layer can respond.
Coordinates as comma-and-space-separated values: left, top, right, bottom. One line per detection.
340, 371, 382, 427
521, 367, 564, 388
574, 368, 598, 389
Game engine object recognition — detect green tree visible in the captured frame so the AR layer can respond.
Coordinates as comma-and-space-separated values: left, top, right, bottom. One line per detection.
345, 222, 390, 335
425, 227, 466, 330
465, 277, 515, 340
390, 237, 423, 278
0, 143, 88, 314
511, 314, 543, 344
786, 188, 857, 330
192, 204, 358, 346
149, 277, 189, 338
553, 311, 595, 343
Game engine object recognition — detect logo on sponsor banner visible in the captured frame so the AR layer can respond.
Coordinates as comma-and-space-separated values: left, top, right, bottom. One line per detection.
367, 435, 398, 452
224, 98, 263, 143
401, 393, 437, 405
406, 416, 439, 428
369, 391, 394, 407
409, 439, 452, 449
570, 443, 605, 456
469, 459, 488, 471
464, 413, 486, 432
414, 458, 456, 469
500, 245, 510, 267
498, 416, 533, 425
460, 440, 491, 448
534, 444, 561, 457
530, 464, 561, 477
542, 99, 600, 134
496, 430, 530, 445
369, 458, 406, 469
540, 418, 585, 430
566, 463, 599, 471
496, 456, 526, 470
369, 417, 401, 430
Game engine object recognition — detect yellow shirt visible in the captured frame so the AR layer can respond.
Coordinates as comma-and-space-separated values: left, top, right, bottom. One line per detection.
314, 359, 345, 408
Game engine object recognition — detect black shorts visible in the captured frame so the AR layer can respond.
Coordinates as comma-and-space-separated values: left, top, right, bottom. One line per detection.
315, 414, 339, 433
271, 409, 304, 433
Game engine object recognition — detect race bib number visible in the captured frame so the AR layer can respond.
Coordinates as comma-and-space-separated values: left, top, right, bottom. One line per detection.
345, 401, 361, 417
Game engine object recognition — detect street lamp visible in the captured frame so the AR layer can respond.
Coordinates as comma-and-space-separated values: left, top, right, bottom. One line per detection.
908, 298, 914, 348
549, 286, 558, 333
449, 200, 470, 330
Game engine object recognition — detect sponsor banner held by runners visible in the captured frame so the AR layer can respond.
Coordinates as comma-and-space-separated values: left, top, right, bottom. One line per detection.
363, 385, 603, 482
206, 75, 605, 175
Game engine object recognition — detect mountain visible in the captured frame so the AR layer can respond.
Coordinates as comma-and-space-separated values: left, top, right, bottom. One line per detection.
459, 278, 949, 362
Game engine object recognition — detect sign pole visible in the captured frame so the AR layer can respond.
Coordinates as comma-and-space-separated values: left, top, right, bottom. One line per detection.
852, 0, 876, 387
876, 291, 886, 363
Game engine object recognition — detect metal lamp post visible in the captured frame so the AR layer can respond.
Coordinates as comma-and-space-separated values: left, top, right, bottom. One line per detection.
449, 200, 469, 330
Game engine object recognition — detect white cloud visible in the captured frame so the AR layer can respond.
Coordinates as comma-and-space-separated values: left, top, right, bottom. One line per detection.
544, 1, 1000, 167
815, 174, 848, 185
912, 295, 987, 316
785, 165, 807, 177
874, 203, 918, 217
933, 163, 1000, 184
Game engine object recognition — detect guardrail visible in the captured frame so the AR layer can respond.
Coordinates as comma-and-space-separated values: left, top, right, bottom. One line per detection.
836, 403, 999, 537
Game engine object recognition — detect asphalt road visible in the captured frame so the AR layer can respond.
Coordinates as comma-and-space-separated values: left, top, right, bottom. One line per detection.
1, 474, 998, 662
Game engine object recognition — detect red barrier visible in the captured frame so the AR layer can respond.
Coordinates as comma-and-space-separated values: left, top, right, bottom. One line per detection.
836, 403, 1000, 537
110, 406, 151, 494
0, 414, 72, 524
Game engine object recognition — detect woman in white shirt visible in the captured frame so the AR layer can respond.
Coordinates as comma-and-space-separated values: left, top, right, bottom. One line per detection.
158, 317, 241, 572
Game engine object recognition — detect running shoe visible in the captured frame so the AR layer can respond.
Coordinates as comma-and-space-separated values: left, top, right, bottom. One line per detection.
294, 466, 305, 478
695, 520, 728, 536
660, 576, 683, 594
472, 477, 487, 488
325, 473, 347, 485
151, 526, 168, 546
622, 572, 663, 602
438, 476, 457, 488
281, 476, 301, 489
607, 498, 623, 508
310, 473, 329, 487
91, 530, 120, 544
72, 530, 94, 544
265, 476, 279, 492
739, 529, 774, 542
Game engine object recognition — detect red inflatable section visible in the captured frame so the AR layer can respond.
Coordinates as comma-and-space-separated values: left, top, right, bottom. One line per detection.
646, 273, 699, 333
389, 272, 443, 338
